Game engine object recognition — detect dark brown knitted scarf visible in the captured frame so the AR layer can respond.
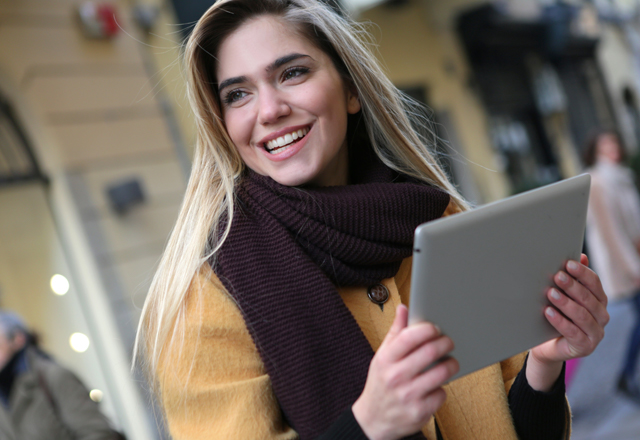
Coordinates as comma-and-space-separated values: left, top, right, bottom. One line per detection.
212, 153, 450, 439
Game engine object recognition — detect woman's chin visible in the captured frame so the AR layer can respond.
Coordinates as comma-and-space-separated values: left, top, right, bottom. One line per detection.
265, 167, 321, 187
271, 174, 316, 187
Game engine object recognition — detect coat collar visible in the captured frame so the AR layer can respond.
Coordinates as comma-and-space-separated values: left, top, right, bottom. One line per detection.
8, 348, 42, 421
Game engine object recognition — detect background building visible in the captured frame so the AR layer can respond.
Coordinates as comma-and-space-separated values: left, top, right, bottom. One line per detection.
0, 1, 188, 438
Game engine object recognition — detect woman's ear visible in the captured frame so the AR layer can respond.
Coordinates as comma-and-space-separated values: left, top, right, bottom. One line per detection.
346, 84, 361, 115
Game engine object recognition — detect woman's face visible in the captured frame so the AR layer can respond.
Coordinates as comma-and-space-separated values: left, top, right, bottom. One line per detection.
216, 15, 360, 187
596, 133, 622, 164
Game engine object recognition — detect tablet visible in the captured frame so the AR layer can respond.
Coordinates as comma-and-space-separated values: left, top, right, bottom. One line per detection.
409, 174, 591, 381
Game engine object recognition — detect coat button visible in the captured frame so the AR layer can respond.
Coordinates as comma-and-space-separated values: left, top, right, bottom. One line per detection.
367, 283, 390, 305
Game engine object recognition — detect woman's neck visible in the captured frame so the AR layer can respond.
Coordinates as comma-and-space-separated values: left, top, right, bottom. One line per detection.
309, 143, 349, 187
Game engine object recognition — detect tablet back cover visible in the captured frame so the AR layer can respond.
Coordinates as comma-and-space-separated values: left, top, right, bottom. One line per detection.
409, 174, 590, 380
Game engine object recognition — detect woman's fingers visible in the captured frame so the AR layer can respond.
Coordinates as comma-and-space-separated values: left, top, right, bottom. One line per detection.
550, 261, 609, 327
580, 253, 589, 267
400, 335, 455, 381
381, 306, 442, 363
529, 257, 609, 371
412, 356, 459, 396
545, 293, 596, 358
566, 258, 608, 306
381, 359, 455, 421
542, 260, 610, 360
547, 285, 601, 341
542, 308, 588, 360
381, 306, 456, 387
380, 303, 408, 349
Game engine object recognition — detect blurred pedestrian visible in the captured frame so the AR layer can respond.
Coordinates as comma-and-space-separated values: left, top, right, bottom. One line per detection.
584, 129, 640, 401
0, 311, 123, 440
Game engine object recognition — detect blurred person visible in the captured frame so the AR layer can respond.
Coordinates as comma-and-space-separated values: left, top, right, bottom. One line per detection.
584, 130, 640, 401
135, 1, 609, 439
0, 311, 123, 440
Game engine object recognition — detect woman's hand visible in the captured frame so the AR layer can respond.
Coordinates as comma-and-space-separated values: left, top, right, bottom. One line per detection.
352, 304, 458, 440
527, 254, 609, 391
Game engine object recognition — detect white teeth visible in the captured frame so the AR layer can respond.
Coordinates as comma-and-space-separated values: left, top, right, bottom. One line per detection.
265, 127, 310, 153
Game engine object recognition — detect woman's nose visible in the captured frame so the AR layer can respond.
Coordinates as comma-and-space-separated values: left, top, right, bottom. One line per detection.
257, 88, 290, 125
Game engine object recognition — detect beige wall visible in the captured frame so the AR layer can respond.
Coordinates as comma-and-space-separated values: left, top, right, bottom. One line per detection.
0, 0, 188, 438
361, 0, 510, 202
0, 0, 185, 301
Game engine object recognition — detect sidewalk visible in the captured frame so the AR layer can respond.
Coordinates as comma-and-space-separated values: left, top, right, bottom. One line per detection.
567, 299, 640, 440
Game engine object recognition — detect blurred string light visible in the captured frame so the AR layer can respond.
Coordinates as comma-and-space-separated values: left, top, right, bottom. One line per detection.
50, 274, 69, 295
90, 389, 104, 402
70, 332, 90, 353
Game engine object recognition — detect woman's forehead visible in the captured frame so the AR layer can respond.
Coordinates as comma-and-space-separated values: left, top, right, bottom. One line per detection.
216, 15, 318, 82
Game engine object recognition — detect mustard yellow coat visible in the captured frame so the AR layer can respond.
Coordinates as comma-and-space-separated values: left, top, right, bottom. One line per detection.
158, 204, 571, 440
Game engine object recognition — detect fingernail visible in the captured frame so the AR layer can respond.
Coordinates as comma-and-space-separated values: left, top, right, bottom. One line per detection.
434, 324, 441, 335
558, 272, 568, 283
551, 289, 561, 301
567, 261, 579, 271
546, 307, 556, 317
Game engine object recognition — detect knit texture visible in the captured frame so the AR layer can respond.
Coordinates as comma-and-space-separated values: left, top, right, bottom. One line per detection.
315, 409, 369, 440
508, 355, 567, 440
212, 155, 450, 439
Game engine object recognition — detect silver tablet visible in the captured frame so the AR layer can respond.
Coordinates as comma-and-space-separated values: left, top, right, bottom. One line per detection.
409, 174, 591, 381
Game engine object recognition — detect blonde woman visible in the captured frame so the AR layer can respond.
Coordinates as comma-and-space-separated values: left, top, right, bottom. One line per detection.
135, 1, 609, 439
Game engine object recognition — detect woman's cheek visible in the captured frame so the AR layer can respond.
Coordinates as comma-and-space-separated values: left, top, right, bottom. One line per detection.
225, 113, 251, 150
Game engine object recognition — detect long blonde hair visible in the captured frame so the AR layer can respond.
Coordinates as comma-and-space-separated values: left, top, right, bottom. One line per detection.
134, 0, 468, 392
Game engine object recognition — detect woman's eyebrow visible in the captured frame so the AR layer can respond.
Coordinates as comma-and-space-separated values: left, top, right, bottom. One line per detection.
218, 75, 248, 94
266, 53, 311, 73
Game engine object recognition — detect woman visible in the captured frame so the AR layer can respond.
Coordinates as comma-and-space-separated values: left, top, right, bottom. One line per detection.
584, 130, 640, 401
134, 1, 609, 439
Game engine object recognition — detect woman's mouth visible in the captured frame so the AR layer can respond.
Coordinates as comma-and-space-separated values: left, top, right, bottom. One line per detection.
263, 127, 310, 155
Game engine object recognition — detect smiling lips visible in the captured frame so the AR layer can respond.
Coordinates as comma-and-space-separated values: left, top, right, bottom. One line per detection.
264, 127, 310, 154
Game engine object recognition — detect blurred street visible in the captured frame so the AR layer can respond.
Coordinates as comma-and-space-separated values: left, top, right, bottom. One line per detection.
569, 299, 640, 440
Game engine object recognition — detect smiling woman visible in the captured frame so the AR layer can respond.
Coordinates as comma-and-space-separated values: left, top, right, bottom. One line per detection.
134, 1, 608, 440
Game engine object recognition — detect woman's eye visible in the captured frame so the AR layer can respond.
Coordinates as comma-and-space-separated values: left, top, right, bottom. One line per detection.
282, 67, 309, 82
223, 89, 247, 105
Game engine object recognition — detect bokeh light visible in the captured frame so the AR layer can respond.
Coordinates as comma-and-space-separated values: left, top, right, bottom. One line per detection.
69, 332, 90, 353
50, 274, 69, 295
89, 389, 104, 402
